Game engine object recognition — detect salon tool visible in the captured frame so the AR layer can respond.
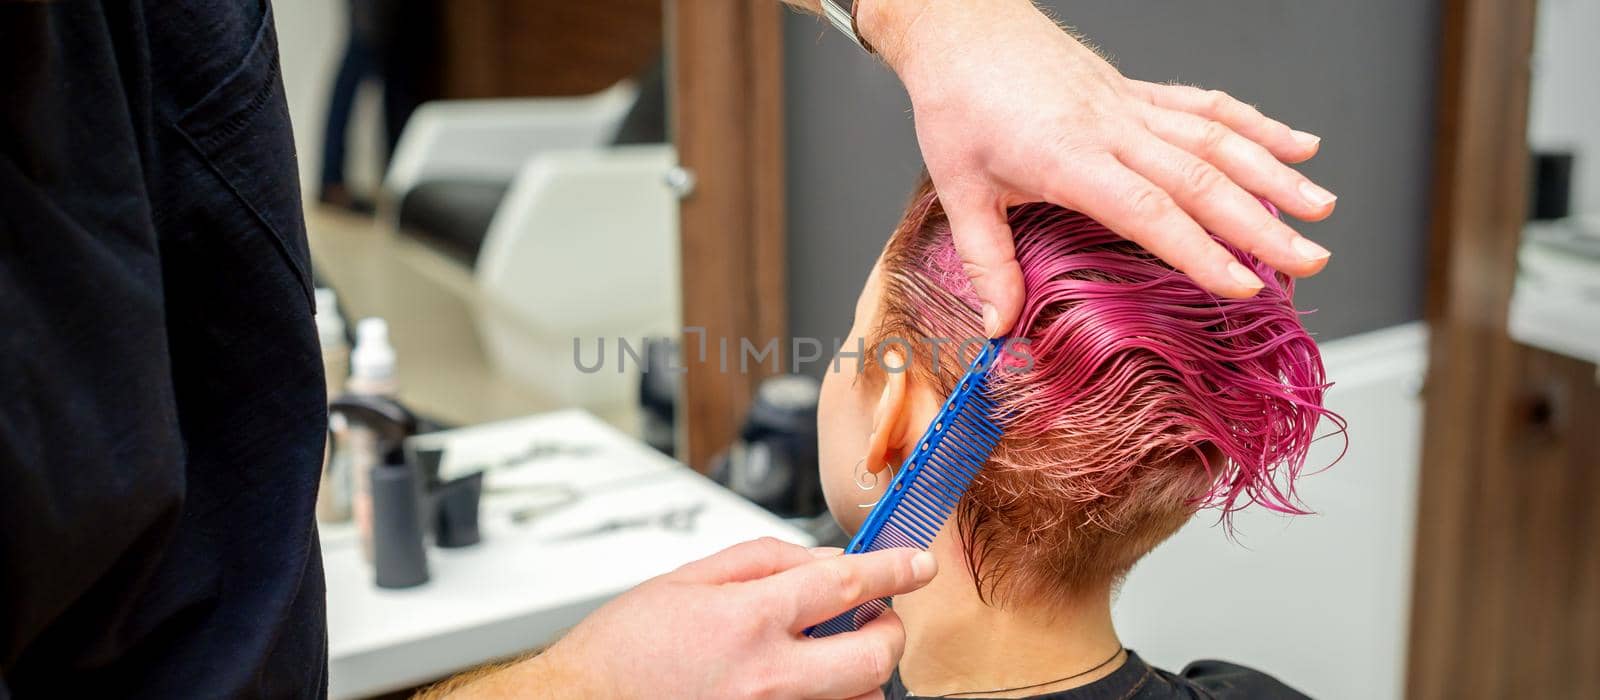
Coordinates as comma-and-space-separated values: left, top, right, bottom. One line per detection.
371, 460, 430, 588
805, 339, 1006, 638
506, 484, 584, 525
406, 445, 486, 548
505, 469, 683, 526
480, 441, 598, 472
431, 472, 485, 548
417, 438, 601, 528
543, 502, 705, 543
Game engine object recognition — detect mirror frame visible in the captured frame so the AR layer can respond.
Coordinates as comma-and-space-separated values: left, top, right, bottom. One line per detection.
668, 1, 789, 471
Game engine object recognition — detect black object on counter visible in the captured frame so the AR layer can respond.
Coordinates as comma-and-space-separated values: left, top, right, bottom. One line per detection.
404, 443, 484, 549
408, 444, 445, 486
371, 461, 430, 589
710, 375, 825, 518
639, 336, 680, 456
432, 472, 484, 548
1529, 150, 1574, 221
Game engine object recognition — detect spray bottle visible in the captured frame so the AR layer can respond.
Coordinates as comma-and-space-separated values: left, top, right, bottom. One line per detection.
344, 318, 398, 562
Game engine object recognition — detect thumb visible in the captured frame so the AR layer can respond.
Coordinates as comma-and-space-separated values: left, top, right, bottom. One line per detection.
943, 190, 1024, 338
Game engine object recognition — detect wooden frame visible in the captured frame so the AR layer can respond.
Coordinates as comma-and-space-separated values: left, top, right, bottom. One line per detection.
440, 0, 663, 99
1408, 0, 1600, 696
668, 1, 788, 470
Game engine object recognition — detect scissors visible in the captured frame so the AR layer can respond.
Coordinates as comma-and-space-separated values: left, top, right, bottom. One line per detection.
544, 502, 706, 543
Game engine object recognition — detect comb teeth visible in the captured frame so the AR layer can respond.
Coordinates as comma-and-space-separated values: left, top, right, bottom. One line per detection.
806, 340, 1005, 638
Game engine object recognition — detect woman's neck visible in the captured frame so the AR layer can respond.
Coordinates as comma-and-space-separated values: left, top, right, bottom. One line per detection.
892, 536, 1124, 698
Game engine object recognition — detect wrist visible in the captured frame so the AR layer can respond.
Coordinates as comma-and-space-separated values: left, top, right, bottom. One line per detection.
853, 0, 926, 68
858, 0, 1044, 85
437, 641, 611, 699
522, 638, 615, 698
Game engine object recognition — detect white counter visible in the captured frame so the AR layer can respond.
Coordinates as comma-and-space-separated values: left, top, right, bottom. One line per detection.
323, 410, 814, 698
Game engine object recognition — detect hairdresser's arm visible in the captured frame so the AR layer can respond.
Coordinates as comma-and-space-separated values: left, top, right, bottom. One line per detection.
789, 0, 1336, 336
423, 538, 937, 699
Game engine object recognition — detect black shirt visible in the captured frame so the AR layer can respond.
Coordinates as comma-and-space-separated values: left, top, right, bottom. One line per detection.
1, 1, 326, 697
885, 651, 1311, 700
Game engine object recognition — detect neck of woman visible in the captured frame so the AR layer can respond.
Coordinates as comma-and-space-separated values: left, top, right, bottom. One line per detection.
891, 535, 1124, 698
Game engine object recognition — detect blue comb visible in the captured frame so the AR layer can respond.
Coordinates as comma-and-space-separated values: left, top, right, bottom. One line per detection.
806, 338, 1006, 638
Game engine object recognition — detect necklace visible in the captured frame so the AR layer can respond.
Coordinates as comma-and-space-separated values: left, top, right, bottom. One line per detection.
928, 646, 1127, 698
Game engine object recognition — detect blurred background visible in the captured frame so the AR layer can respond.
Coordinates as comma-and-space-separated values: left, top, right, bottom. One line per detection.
270, 1, 1598, 698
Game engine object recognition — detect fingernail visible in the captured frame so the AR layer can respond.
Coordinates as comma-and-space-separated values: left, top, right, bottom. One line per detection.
810, 546, 844, 558
981, 304, 1001, 338
1299, 181, 1337, 208
1291, 130, 1321, 148
911, 551, 938, 583
1227, 261, 1264, 291
1291, 237, 1331, 262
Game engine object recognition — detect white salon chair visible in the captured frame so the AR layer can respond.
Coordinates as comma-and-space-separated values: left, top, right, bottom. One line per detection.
379, 76, 680, 423
381, 80, 639, 219
473, 144, 681, 419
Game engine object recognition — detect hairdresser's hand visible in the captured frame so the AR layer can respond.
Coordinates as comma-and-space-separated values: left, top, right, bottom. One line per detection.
859, 0, 1337, 336
440, 538, 936, 699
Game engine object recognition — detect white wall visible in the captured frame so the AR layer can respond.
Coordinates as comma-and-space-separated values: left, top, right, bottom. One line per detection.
1528, 0, 1600, 216
1113, 323, 1427, 699
271, 0, 386, 199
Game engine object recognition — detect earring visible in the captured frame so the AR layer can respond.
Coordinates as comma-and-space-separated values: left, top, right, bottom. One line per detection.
855, 458, 896, 509
853, 458, 878, 490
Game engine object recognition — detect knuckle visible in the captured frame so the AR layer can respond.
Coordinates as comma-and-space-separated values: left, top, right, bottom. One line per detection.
1202, 89, 1230, 113
1178, 235, 1224, 265
1196, 120, 1231, 154
1052, 144, 1099, 177
1126, 187, 1172, 223
1180, 160, 1226, 196
1048, 127, 1104, 165
855, 639, 895, 684
761, 587, 801, 627
729, 671, 782, 700
830, 563, 866, 603
734, 584, 784, 626
1249, 214, 1286, 247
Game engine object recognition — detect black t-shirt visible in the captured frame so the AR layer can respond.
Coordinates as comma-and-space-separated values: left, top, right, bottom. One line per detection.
885, 651, 1310, 700
1, 1, 326, 697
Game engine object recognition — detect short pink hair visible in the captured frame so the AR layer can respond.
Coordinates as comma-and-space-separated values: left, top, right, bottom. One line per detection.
868, 177, 1345, 606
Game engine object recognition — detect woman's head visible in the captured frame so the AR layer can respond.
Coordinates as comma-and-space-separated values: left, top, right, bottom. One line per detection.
817, 177, 1342, 609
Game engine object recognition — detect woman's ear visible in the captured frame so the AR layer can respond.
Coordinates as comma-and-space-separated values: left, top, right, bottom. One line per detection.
863, 350, 912, 476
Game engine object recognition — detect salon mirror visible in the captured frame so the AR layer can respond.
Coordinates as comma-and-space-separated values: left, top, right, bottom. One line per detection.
1509, 0, 1600, 367
274, 0, 680, 445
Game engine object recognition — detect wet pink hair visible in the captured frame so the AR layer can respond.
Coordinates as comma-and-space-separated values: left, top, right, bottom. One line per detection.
868, 177, 1345, 606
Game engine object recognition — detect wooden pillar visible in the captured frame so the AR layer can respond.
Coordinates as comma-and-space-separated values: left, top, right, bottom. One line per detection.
1407, 0, 1600, 696
668, 1, 788, 471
